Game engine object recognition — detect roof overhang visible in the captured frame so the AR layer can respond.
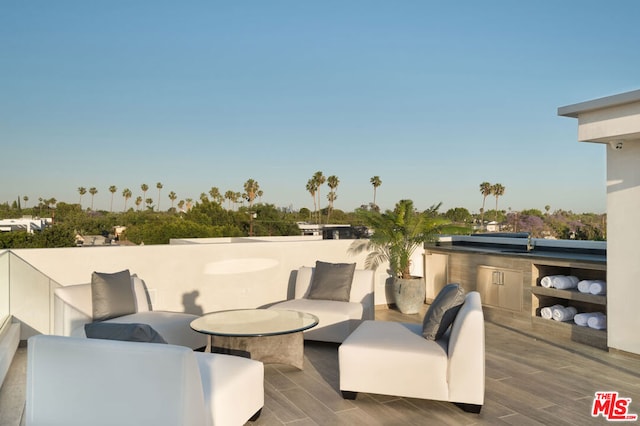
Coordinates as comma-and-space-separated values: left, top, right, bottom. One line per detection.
558, 89, 640, 143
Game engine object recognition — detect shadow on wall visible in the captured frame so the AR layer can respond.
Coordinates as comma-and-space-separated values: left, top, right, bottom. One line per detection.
182, 291, 204, 315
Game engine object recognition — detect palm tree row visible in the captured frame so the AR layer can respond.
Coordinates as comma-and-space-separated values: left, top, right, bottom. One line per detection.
74, 181, 266, 214
305, 171, 341, 224
478, 181, 506, 228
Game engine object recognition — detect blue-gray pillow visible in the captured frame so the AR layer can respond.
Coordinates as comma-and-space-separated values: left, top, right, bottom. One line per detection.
91, 269, 136, 321
307, 261, 356, 302
422, 283, 466, 340
84, 322, 167, 344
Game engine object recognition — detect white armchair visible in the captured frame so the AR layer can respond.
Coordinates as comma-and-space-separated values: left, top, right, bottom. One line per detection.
26, 334, 264, 426
269, 265, 374, 343
339, 291, 485, 413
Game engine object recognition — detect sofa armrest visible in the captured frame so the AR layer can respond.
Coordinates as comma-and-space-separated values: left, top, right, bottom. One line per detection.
26, 335, 207, 426
293, 266, 315, 299
54, 285, 93, 336
349, 269, 375, 320
446, 291, 485, 405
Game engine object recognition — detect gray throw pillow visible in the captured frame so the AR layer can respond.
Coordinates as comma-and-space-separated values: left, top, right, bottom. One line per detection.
91, 269, 136, 321
307, 261, 356, 302
422, 283, 466, 340
84, 322, 167, 344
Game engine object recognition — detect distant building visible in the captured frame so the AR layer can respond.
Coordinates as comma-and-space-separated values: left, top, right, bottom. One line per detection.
296, 222, 367, 240
0, 217, 49, 234
486, 221, 501, 232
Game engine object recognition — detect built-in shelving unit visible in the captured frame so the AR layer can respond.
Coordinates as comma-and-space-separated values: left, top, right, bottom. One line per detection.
531, 261, 607, 349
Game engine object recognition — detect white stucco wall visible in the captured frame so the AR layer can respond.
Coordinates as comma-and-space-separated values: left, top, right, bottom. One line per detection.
560, 90, 640, 355
606, 141, 640, 354
7, 239, 405, 338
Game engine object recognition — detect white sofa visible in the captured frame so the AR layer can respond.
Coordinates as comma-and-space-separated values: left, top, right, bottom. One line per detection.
268, 266, 375, 343
338, 291, 485, 412
26, 334, 264, 426
54, 277, 207, 350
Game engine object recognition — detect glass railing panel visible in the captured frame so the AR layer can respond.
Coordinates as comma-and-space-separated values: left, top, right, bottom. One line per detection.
0, 251, 8, 327
9, 252, 59, 336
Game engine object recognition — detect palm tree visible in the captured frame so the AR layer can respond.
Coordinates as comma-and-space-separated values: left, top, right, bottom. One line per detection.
370, 176, 382, 208
168, 191, 177, 210
224, 190, 235, 210
491, 183, 505, 222
257, 190, 263, 202
479, 182, 492, 228
200, 192, 208, 203
140, 183, 149, 205
235, 192, 242, 209
89, 187, 98, 210
312, 171, 326, 224
156, 182, 163, 211
306, 179, 318, 223
209, 187, 222, 205
327, 191, 338, 222
78, 187, 86, 208
177, 199, 185, 212
23, 195, 28, 208
108, 185, 117, 212
145, 198, 154, 210
243, 179, 260, 209
185, 198, 193, 211
135, 196, 142, 211
122, 188, 132, 211
327, 175, 339, 222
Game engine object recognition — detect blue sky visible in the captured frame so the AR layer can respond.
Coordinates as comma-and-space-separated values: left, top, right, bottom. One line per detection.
2, 1, 639, 214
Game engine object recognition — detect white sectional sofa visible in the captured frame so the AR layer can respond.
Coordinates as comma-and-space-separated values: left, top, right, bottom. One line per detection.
26, 334, 264, 426
269, 265, 375, 343
338, 291, 485, 412
54, 275, 206, 350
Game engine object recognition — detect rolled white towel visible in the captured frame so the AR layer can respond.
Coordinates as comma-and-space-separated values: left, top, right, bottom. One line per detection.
589, 280, 607, 295
540, 276, 556, 288
574, 312, 599, 327
541, 304, 563, 319
541, 275, 579, 289
552, 275, 579, 290
553, 306, 577, 322
577, 280, 593, 293
587, 313, 607, 330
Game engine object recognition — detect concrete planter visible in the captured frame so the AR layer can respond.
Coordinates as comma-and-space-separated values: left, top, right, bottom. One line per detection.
393, 277, 425, 314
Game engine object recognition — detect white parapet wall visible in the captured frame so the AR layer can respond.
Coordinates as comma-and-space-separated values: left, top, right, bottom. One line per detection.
8, 238, 404, 339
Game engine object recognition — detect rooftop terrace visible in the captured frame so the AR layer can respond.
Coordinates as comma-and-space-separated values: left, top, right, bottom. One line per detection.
1, 234, 639, 425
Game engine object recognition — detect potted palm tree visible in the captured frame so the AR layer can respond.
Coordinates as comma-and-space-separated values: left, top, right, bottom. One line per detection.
351, 199, 466, 314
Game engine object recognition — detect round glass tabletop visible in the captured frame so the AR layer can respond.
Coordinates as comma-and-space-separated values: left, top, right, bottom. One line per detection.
190, 309, 319, 337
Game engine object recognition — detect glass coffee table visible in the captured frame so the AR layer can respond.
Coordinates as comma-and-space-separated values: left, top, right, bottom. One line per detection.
190, 309, 319, 370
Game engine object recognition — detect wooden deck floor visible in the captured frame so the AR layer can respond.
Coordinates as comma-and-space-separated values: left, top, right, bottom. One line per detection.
2, 307, 640, 425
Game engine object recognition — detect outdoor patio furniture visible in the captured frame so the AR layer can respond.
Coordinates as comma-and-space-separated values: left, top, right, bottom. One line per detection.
53, 270, 207, 349
338, 291, 485, 413
25, 334, 264, 426
268, 263, 374, 343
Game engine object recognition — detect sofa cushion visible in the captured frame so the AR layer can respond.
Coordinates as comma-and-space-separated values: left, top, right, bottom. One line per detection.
91, 269, 136, 321
422, 283, 465, 341
307, 261, 356, 302
339, 320, 450, 400
106, 311, 207, 350
84, 322, 167, 344
270, 298, 363, 343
